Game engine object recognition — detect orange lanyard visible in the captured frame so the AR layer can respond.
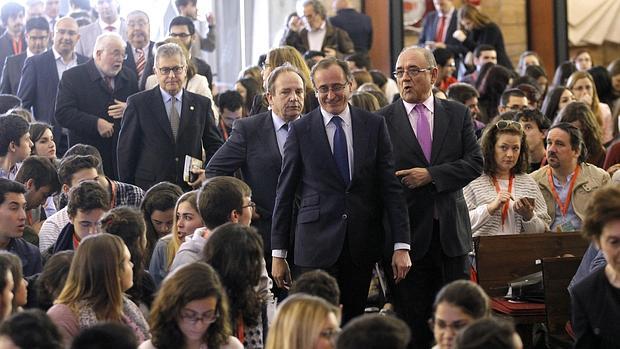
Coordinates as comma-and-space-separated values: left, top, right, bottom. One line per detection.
109, 179, 117, 208
491, 174, 514, 226
11, 37, 22, 54
547, 166, 580, 217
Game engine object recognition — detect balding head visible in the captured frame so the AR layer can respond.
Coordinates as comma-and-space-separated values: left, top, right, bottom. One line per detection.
93, 33, 126, 76
53, 17, 80, 56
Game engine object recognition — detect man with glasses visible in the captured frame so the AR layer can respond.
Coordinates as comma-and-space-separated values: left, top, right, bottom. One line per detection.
123, 10, 153, 87
377, 46, 482, 348
75, 0, 126, 57
498, 88, 529, 115
117, 42, 222, 191
271, 57, 411, 323
165, 16, 212, 87
1, 16, 49, 95
56, 32, 138, 179
18, 17, 88, 157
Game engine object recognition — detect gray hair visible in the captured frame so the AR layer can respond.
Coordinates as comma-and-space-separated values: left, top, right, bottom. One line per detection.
398, 46, 437, 68
154, 42, 185, 68
302, 0, 326, 20
92, 32, 126, 58
126, 10, 149, 22
267, 64, 305, 94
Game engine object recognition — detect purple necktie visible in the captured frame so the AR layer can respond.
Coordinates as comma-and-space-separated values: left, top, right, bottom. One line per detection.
415, 104, 432, 162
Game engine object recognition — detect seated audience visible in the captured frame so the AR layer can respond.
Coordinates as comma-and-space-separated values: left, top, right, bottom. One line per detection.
235, 78, 261, 117
464, 120, 550, 236
357, 82, 388, 107
552, 61, 576, 87
265, 294, 340, 349
0, 309, 62, 349
31, 250, 74, 311
217, 90, 243, 140
572, 49, 593, 72
557, 101, 606, 167
433, 47, 457, 92
349, 91, 380, 112
71, 322, 139, 349
454, 318, 523, 349
530, 123, 610, 231
541, 86, 575, 123
203, 223, 265, 348
100, 206, 155, 311
49, 181, 109, 255
0, 253, 14, 321
140, 182, 183, 265
517, 51, 541, 76
446, 83, 485, 137
431, 280, 490, 349
289, 269, 340, 306
149, 191, 203, 287
477, 65, 513, 123
0, 252, 27, 314
0, 179, 42, 277
0, 114, 31, 180
524, 65, 548, 100
28, 123, 57, 161
336, 314, 411, 349
47, 234, 149, 346
460, 45, 496, 86
571, 184, 620, 348
567, 71, 613, 145
514, 109, 550, 172
140, 262, 243, 349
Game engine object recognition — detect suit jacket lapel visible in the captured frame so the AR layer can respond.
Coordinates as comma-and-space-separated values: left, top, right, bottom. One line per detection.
43, 51, 60, 87
264, 112, 282, 168
177, 90, 194, 140
148, 87, 175, 141
431, 99, 449, 164
351, 107, 368, 185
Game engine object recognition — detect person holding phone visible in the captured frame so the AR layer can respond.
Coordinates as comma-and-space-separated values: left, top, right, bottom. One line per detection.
463, 120, 551, 236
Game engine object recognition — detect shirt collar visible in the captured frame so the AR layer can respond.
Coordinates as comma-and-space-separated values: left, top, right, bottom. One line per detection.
51, 47, 76, 62
159, 87, 183, 103
402, 94, 434, 116
321, 104, 351, 127
99, 18, 121, 32
439, 8, 455, 18
308, 20, 327, 33
271, 112, 298, 130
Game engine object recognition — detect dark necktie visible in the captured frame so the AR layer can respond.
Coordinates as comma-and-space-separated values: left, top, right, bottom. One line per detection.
170, 97, 180, 141
332, 116, 350, 185
281, 123, 288, 131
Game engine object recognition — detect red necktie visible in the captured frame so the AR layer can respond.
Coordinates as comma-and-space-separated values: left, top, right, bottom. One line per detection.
105, 26, 115, 32
135, 48, 145, 79
435, 16, 446, 42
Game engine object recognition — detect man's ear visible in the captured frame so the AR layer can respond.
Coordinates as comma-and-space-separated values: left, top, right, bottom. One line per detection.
62, 183, 70, 194
24, 178, 35, 191
229, 210, 240, 224
8, 141, 16, 153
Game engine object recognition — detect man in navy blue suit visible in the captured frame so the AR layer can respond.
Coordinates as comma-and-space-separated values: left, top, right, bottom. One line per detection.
271, 57, 411, 322
418, 0, 466, 70
18, 16, 87, 156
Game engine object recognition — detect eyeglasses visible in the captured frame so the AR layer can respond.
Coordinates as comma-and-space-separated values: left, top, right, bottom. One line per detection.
170, 32, 192, 38
127, 20, 148, 28
429, 318, 470, 332
495, 120, 523, 131
158, 66, 185, 75
180, 310, 219, 325
393, 66, 434, 79
316, 83, 349, 94
319, 328, 341, 343
28, 35, 49, 41
56, 29, 78, 36
242, 201, 256, 210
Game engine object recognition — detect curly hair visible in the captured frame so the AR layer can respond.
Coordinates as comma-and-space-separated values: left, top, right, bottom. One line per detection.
149, 262, 232, 349
480, 121, 528, 176
203, 223, 263, 328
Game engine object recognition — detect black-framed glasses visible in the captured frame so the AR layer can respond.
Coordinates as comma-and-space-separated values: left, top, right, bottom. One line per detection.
316, 83, 349, 94
495, 120, 523, 131
158, 66, 185, 75
180, 310, 219, 325
169, 32, 191, 38
242, 201, 256, 210
393, 66, 434, 79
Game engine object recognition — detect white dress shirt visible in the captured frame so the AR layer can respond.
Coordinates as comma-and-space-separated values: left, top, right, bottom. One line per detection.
322, 105, 354, 180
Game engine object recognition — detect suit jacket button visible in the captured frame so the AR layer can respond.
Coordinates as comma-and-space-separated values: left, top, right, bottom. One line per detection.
175, 157, 179, 162
342, 214, 348, 220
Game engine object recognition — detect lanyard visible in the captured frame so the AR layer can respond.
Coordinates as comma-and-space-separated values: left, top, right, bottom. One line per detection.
547, 166, 580, 217
11, 37, 22, 55
109, 179, 117, 208
491, 174, 514, 226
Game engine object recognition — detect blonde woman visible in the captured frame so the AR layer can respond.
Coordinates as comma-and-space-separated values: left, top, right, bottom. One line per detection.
567, 71, 613, 144
266, 294, 340, 349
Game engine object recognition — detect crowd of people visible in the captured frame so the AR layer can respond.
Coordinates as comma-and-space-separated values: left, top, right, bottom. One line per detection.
0, 0, 618, 348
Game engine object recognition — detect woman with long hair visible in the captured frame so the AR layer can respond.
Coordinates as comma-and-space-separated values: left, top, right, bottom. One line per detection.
431, 280, 491, 349
47, 234, 149, 346
33, 251, 73, 311
567, 71, 614, 145
140, 182, 183, 265
149, 191, 204, 287
235, 78, 261, 117
29, 123, 57, 160
100, 206, 155, 311
250, 46, 318, 115
140, 262, 242, 349
0, 254, 14, 321
203, 223, 265, 348
477, 65, 512, 123
463, 119, 550, 236
265, 294, 340, 349
558, 101, 606, 167
541, 86, 575, 122
0, 252, 27, 314
453, 4, 513, 70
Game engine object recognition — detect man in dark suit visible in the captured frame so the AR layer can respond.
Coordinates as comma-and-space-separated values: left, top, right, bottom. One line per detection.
271, 57, 411, 322
330, 0, 372, 53
205, 65, 305, 272
117, 42, 222, 191
377, 47, 483, 348
124, 10, 154, 85
418, 0, 466, 72
0, 16, 49, 95
75, 0, 127, 57
280, 0, 354, 58
55, 32, 137, 179
19, 17, 87, 157
0, 2, 26, 73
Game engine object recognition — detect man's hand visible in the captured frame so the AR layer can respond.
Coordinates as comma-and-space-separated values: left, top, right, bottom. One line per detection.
189, 168, 206, 189
206, 12, 215, 26
97, 118, 114, 138
272, 257, 292, 289
391, 249, 412, 284
108, 99, 126, 119
396, 168, 432, 189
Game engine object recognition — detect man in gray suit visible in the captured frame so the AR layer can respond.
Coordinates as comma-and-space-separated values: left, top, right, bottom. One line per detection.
377, 47, 483, 348
75, 0, 126, 57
